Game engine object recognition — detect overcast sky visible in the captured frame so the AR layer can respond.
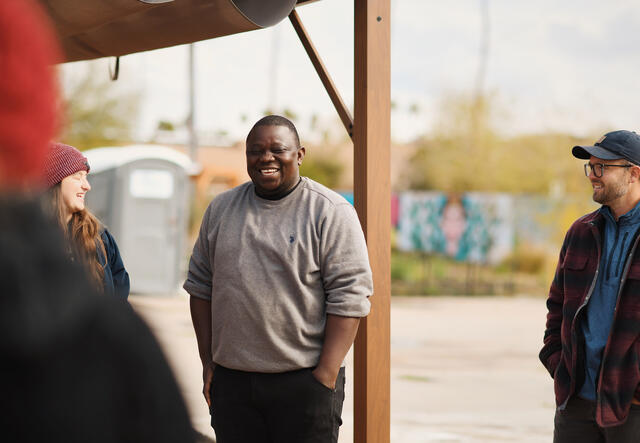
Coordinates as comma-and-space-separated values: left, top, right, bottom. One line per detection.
61, 0, 640, 144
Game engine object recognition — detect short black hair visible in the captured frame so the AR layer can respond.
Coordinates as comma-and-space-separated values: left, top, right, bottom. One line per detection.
247, 115, 300, 147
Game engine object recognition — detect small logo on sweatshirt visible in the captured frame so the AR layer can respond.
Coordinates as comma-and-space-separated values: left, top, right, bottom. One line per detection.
289, 234, 295, 244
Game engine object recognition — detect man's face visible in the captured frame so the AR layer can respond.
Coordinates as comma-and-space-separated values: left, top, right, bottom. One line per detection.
587, 155, 631, 206
246, 124, 305, 198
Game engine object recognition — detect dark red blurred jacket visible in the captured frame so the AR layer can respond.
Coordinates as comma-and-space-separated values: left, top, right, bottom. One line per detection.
540, 209, 640, 427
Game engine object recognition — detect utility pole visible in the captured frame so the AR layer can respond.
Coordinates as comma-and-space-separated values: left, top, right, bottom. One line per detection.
188, 43, 198, 162
475, 0, 490, 100
472, 0, 490, 142
268, 26, 281, 113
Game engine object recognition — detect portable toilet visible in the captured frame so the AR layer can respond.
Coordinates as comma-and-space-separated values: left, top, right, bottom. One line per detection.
84, 145, 199, 294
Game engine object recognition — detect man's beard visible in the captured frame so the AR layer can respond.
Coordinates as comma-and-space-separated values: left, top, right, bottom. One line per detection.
592, 180, 627, 205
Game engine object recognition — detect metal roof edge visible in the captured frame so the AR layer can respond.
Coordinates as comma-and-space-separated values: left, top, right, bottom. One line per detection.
84, 144, 201, 175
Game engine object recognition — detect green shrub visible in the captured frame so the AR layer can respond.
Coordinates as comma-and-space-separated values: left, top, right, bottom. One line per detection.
500, 246, 547, 274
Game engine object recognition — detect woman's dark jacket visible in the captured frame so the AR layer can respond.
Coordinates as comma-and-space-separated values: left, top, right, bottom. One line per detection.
98, 229, 130, 300
539, 209, 640, 427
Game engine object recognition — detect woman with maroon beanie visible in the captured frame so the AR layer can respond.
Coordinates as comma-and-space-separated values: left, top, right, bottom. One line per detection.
43, 142, 130, 299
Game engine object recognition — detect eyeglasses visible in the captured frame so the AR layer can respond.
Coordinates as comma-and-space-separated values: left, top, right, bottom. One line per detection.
584, 162, 632, 178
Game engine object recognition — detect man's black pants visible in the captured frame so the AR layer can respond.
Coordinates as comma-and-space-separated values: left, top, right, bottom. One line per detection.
210, 365, 346, 443
554, 396, 640, 443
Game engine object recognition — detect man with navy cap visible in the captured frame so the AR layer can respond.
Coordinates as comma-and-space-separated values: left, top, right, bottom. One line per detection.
540, 130, 640, 442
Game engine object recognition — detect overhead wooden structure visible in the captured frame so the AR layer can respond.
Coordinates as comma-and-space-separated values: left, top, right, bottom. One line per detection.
38, 0, 297, 61
39, 0, 390, 441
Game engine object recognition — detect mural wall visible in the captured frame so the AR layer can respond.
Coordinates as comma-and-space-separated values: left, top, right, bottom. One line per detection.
338, 191, 564, 266
396, 192, 514, 264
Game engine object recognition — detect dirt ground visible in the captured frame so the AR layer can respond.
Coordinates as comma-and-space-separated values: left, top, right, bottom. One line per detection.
131, 294, 555, 443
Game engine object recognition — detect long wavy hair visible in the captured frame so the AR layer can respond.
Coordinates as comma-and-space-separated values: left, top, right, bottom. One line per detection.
46, 183, 106, 292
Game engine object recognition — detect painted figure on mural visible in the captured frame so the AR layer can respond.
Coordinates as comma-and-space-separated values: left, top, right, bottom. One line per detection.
400, 193, 496, 263
440, 194, 467, 257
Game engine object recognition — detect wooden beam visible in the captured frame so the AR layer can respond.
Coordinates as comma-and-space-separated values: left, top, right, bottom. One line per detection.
353, 0, 391, 442
289, 9, 354, 138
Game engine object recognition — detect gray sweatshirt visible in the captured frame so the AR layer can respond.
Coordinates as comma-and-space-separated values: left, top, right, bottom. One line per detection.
184, 177, 373, 372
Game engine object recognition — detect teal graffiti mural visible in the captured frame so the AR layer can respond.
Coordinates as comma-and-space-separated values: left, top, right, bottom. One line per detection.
397, 192, 513, 264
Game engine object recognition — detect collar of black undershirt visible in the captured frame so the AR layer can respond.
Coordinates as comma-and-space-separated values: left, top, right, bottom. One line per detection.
257, 177, 302, 201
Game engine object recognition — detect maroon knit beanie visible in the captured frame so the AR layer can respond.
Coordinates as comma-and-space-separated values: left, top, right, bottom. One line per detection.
44, 143, 90, 188
0, 0, 61, 189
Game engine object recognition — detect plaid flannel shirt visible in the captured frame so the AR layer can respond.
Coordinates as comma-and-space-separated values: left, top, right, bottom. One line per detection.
540, 209, 640, 427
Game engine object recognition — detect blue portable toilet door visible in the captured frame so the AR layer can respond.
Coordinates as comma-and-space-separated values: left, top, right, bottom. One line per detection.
118, 160, 182, 294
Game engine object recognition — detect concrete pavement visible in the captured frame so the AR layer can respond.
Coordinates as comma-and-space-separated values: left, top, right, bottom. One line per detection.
131, 294, 555, 442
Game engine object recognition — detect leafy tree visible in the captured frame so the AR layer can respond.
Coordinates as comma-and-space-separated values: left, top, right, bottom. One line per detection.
300, 151, 345, 189
282, 108, 298, 121
156, 120, 175, 131
406, 92, 596, 197
58, 63, 140, 150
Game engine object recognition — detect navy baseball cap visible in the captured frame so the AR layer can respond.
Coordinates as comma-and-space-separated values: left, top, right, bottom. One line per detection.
573, 130, 640, 165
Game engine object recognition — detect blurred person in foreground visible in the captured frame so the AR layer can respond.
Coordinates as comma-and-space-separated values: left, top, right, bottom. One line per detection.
540, 130, 640, 442
0, 1, 193, 441
184, 115, 373, 443
43, 142, 130, 300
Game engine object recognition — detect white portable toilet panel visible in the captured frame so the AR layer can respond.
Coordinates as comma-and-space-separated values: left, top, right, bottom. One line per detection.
118, 159, 188, 293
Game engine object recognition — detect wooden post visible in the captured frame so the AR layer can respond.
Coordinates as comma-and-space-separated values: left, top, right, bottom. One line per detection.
353, 0, 391, 442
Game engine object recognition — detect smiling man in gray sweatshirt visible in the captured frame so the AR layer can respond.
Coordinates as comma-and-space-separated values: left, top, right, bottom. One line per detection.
184, 115, 373, 443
